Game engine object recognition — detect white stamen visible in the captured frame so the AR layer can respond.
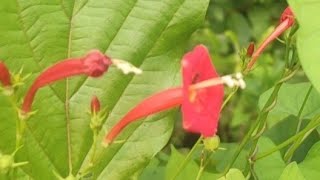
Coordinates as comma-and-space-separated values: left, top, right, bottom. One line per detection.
112, 59, 142, 75
238, 79, 246, 89
235, 72, 243, 80
221, 73, 246, 89
221, 75, 235, 88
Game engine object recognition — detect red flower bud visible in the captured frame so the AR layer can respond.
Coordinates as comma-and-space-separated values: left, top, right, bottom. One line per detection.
0, 61, 11, 87
21, 50, 111, 114
91, 96, 101, 114
280, 7, 295, 27
246, 42, 255, 57
246, 7, 295, 71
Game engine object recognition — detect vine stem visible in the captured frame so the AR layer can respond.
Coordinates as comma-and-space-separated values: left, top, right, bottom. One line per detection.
169, 136, 202, 180
282, 85, 313, 162
295, 85, 313, 134
223, 80, 284, 176
255, 115, 320, 161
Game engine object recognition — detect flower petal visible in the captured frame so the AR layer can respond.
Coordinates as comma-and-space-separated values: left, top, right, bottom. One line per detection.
181, 45, 224, 137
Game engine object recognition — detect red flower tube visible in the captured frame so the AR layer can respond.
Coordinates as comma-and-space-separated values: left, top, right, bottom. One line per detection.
103, 45, 224, 145
0, 61, 11, 87
21, 50, 112, 114
246, 7, 295, 71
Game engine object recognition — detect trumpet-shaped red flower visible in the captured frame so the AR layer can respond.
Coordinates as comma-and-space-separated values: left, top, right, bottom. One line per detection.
103, 45, 224, 145
0, 61, 11, 87
182, 45, 224, 137
21, 50, 111, 114
246, 7, 295, 71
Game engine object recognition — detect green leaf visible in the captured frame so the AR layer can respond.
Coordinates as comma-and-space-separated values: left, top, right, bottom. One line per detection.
298, 141, 320, 180
259, 83, 320, 127
209, 143, 248, 172
217, 169, 245, 180
279, 162, 306, 180
287, 0, 320, 93
165, 146, 200, 180
265, 116, 319, 162
254, 137, 286, 180
0, 0, 209, 179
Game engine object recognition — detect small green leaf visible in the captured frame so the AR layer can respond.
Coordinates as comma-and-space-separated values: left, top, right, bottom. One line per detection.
254, 137, 286, 180
279, 162, 306, 180
217, 169, 245, 180
165, 146, 200, 180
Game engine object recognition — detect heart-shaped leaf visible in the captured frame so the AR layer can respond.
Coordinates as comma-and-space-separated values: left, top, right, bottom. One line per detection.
288, 0, 320, 93
0, 0, 209, 179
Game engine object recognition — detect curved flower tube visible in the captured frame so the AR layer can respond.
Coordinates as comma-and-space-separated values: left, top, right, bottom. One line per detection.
103, 45, 227, 145
0, 61, 11, 87
104, 87, 183, 145
21, 50, 112, 114
246, 7, 295, 71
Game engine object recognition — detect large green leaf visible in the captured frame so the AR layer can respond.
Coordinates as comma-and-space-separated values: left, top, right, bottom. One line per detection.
0, 0, 209, 179
259, 83, 320, 127
287, 0, 320, 93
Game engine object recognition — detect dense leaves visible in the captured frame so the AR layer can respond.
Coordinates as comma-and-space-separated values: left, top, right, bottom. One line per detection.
0, 0, 209, 179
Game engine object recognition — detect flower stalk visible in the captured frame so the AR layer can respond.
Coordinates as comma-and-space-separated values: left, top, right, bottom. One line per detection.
245, 7, 295, 72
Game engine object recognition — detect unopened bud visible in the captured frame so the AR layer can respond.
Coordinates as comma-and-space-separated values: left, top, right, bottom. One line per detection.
246, 42, 255, 57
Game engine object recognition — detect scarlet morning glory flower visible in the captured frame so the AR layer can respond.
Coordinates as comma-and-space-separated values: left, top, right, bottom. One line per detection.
21, 50, 112, 114
246, 6, 295, 71
182, 45, 224, 137
0, 61, 11, 87
103, 45, 232, 145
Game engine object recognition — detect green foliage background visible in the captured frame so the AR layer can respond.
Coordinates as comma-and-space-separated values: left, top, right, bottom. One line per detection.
1, 0, 320, 179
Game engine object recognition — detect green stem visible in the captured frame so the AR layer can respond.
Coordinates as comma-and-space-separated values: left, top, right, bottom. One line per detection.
284, 111, 318, 162
255, 115, 320, 161
170, 136, 202, 180
296, 85, 313, 134
195, 150, 205, 180
79, 130, 100, 177
223, 81, 284, 175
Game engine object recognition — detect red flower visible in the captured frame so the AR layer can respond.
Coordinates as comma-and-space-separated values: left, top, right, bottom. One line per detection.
0, 61, 11, 87
21, 50, 111, 114
103, 45, 224, 145
280, 7, 295, 27
182, 45, 224, 137
246, 6, 295, 71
